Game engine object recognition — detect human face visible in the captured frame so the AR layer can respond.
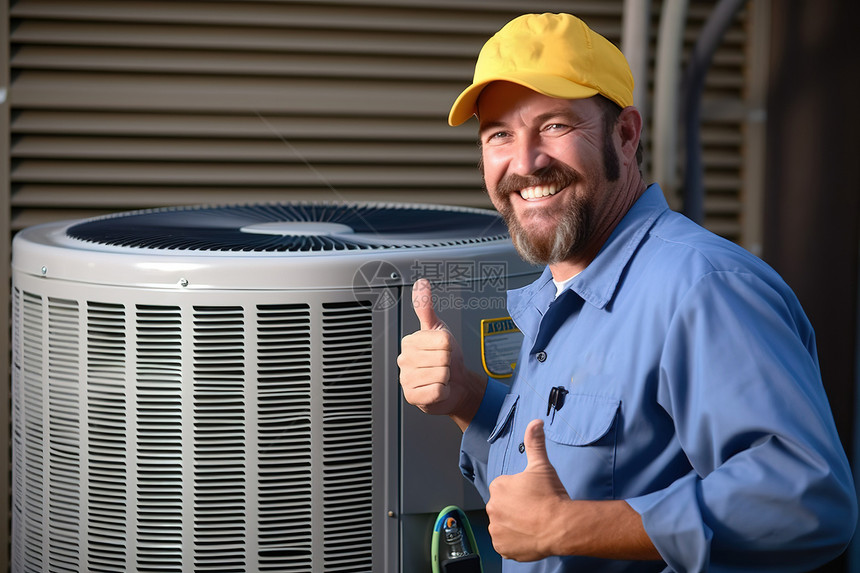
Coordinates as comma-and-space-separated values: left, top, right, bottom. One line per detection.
477, 82, 621, 267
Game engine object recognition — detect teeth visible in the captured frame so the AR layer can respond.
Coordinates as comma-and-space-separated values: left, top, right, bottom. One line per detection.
520, 184, 559, 200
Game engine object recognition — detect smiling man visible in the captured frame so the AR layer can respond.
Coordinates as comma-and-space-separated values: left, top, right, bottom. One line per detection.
397, 12, 857, 572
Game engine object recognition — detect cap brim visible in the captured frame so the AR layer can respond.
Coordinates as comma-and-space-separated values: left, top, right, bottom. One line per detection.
447, 73, 600, 126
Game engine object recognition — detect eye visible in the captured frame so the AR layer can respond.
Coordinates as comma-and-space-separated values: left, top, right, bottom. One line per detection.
483, 130, 511, 144
543, 123, 571, 134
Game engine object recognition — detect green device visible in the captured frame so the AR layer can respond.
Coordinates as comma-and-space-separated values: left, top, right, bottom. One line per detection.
431, 505, 483, 573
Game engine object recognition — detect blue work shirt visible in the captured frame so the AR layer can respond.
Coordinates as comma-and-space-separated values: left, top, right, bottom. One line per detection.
460, 184, 857, 572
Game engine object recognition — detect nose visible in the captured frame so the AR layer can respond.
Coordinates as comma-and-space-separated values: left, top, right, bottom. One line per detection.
509, 134, 551, 176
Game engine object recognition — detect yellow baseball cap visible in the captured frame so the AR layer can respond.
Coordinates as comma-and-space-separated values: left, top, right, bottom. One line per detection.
448, 13, 635, 126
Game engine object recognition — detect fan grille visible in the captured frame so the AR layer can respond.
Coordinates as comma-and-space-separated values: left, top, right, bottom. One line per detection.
65, 203, 509, 252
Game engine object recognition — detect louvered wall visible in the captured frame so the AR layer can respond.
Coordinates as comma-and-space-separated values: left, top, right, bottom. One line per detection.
7, 0, 610, 230
6, 0, 763, 240
2, 2, 766, 572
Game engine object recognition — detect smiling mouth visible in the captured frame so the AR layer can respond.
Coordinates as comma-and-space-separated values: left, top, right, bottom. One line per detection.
519, 184, 561, 200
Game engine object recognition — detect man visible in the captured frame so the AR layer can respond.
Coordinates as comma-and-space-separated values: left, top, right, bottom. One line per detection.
397, 12, 857, 572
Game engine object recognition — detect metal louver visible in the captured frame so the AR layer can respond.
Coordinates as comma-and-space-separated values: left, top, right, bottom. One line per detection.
14, 289, 378, 572
320, 301, 374, 571
254, 303, 313, 571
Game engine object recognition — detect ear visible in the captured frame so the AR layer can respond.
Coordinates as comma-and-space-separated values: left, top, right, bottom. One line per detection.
616, 106, 643, 164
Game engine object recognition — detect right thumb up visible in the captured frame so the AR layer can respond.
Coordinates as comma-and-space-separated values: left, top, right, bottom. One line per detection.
412, 278, 445, 331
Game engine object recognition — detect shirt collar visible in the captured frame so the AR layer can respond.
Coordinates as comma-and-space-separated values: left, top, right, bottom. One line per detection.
508, 183, 669, 327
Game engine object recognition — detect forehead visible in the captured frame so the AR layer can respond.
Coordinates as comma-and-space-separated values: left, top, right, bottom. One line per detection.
476, 81, 601, 127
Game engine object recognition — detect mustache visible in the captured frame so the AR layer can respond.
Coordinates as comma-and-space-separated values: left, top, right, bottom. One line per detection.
494, 163, 581, 195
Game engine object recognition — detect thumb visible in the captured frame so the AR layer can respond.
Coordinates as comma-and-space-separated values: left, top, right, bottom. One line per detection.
524, 419, 551, 470
412, 278, 445, 331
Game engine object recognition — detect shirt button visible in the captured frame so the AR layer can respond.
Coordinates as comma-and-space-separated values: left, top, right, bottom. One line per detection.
536, 351, 547, 362
518, 442, 525, 454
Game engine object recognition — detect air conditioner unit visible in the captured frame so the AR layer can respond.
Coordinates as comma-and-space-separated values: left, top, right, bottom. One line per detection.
11, 202, 539, 573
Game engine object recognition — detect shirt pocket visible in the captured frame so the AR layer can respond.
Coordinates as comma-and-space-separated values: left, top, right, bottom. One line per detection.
545, 394, 620, 446
544, 394, 621, 499
487, 393, 519, 478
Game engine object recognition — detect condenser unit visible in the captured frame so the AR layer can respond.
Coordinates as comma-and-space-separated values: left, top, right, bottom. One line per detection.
11, 202, 539, 573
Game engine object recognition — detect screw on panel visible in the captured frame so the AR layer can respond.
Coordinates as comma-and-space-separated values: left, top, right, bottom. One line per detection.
179, 278, 189, 287
40, 266, 47, 276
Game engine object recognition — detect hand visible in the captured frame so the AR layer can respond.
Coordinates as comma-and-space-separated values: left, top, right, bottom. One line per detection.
486, 419, 571, 561
397, 279, 485, 429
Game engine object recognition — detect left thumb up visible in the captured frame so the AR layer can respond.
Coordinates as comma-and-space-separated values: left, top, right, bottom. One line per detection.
519, 418, 569, 510
523, 419, 552, 471
486, 419, 568, 561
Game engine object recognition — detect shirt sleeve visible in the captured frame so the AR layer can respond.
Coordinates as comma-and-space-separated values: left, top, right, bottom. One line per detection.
626, 270, 857, 570
458, 377, 509, 502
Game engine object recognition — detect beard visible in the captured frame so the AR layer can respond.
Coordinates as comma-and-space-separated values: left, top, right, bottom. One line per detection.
492, 162, 594, 266
486, 130, 620, 266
